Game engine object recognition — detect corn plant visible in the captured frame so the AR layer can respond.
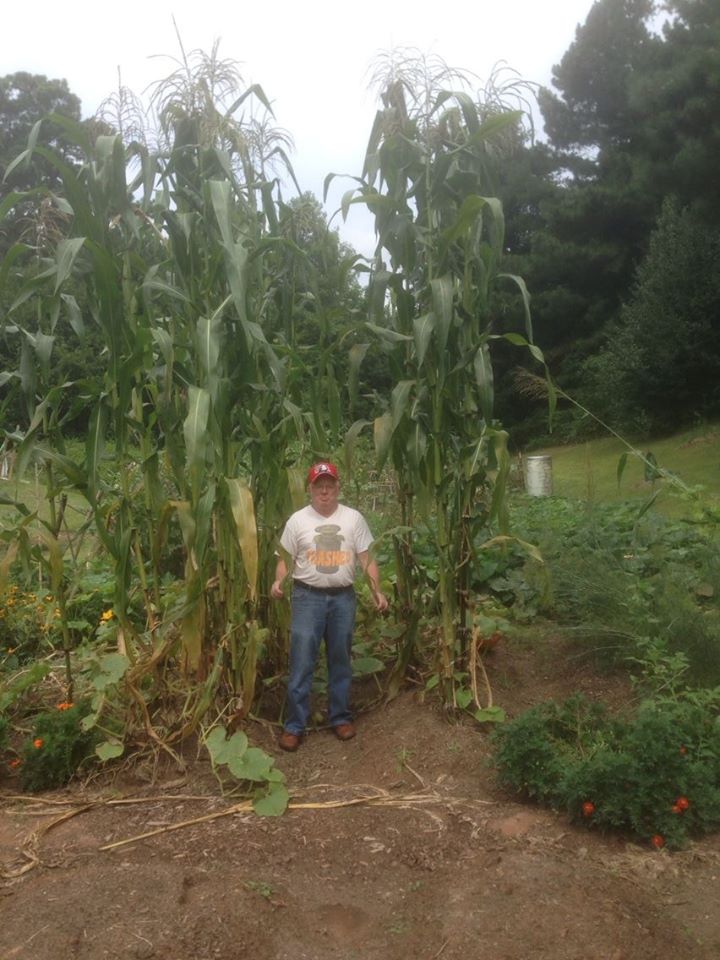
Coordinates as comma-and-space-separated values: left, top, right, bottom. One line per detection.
0, 48, 352, 762
330, 52, 547, 702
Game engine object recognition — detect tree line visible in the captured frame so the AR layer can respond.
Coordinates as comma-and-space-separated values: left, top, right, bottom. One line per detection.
498, 0, 720, 441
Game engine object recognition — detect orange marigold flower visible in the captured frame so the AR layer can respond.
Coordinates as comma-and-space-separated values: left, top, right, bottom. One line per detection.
56, 701, 74, 711
8, 757, 22, 769
33, 738, 44, 749
650, 834, 665, 849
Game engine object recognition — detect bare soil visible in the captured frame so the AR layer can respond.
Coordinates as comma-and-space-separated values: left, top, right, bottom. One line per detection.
2, 631, 719, 960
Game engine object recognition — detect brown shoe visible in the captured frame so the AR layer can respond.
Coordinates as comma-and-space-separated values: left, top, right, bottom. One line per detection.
278, 731, 302, 752
333, 723, 356, 741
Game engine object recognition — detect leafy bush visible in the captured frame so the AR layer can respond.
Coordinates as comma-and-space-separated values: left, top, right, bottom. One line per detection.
19, 701, 97, 792
512, 497, 720, 685
493, 693, 720, 849
491, 696, 617, 801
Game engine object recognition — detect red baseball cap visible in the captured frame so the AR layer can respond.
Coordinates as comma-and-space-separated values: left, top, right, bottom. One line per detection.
307, 461, 339, 484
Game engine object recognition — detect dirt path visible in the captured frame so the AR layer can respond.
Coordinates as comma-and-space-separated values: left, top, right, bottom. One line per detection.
2, 634, 719, 960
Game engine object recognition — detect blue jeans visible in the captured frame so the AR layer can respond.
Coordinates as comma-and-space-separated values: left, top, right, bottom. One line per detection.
284, 583, 357, 735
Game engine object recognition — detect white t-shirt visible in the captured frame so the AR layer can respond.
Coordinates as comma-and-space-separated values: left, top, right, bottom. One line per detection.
279, 503, 374, 588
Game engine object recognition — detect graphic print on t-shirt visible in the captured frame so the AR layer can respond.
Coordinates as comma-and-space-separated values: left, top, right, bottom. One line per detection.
307, 524, 352, 573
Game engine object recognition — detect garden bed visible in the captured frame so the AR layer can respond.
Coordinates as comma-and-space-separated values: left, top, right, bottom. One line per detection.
2, 629, 719, 960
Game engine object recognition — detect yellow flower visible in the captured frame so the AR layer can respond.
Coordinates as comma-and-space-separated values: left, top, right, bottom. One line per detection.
100, 609, 114, 623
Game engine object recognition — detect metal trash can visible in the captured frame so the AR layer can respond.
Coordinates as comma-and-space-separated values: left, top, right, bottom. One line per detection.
524, 455, 553, 496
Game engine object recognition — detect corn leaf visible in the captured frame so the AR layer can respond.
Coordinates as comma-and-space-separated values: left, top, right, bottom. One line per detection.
343, 419, 370, 478
474, 343, 494, 422
226, 478, 259, 601
348, 342, 369, 413
366, 322, 413, 344
285, 466, 305, 512
210, 178, 234, 247
499, 273, 533, 343
374, 412, 393, 471
391, 380, 415, 430
183, 386, 210, 472
180, 597, 206, 674
241, 621, 268, 716
61, 294, 85, 336
53, 238, 86, 293
431, 275, 454, 352
197, 314, 222, 386
413, 313, 434, 367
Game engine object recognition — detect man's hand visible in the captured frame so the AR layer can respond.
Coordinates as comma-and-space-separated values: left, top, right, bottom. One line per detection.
272, 557, 289, 600
372, 588, 389, 612
359, 553, 388, 611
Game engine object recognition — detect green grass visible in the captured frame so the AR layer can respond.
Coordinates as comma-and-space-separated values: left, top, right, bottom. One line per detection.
0, 476, 91, 533
529, 423, 720, 516
0, 438, 117, 535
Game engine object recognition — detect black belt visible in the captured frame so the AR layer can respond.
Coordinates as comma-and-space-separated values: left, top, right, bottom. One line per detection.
293, 580, 354, 596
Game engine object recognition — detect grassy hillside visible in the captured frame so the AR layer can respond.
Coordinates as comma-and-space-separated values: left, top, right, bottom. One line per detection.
526, 423, 720, 515
3, 426, 719, 531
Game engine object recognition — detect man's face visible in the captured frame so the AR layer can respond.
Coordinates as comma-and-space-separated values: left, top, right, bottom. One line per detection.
310, 476, 340, 515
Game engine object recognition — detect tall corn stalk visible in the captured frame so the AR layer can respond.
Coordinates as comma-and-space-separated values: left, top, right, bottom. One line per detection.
331, 53, 543, 703
0, 51, 334, 742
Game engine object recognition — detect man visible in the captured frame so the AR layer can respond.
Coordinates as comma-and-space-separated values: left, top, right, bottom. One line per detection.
271, 461, 389, 751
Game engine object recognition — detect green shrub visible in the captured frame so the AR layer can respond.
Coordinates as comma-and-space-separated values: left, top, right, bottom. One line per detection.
491, 696, 617, 800
654, 578, 720, 687
512, 497, 720, 685
493, 693, 720, 849
20, 701, 97, 792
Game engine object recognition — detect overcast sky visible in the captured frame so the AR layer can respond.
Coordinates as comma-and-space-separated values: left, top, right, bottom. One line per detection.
3, 0, 595, 254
